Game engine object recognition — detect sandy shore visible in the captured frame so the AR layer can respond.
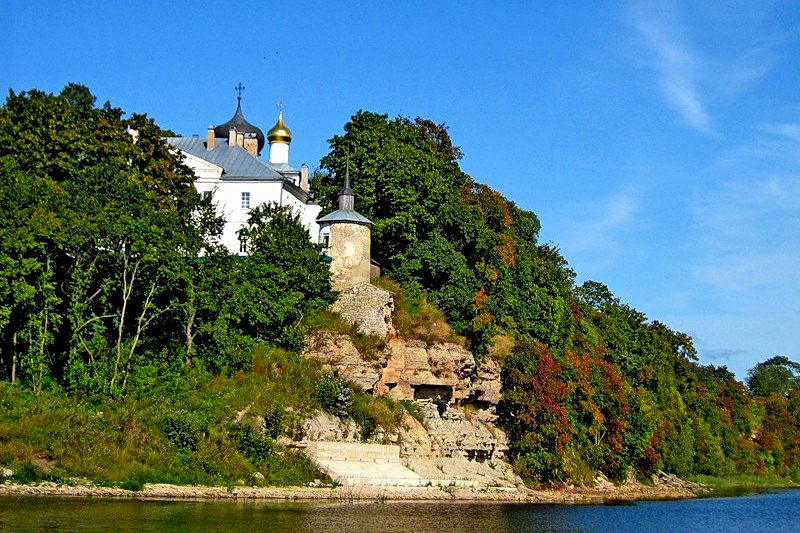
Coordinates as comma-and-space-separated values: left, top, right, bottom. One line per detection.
0, 480, 703, 503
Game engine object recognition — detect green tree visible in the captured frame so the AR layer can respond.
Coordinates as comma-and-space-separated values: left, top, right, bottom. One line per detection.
316, 111, 470, 268
747, 356, 800, 397
316, 111, 565, 353
228, 203, 335, 351
0, 85, 219, 395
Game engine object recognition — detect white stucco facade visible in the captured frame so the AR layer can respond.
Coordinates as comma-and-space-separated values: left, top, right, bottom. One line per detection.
166, 103, 321, 254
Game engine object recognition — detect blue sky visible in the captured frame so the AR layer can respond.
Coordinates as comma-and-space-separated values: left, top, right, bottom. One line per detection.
4, 1, 799, 379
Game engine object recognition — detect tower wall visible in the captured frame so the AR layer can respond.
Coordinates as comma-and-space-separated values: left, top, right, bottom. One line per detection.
269, 141, 289, 164
327, 222, 371, 290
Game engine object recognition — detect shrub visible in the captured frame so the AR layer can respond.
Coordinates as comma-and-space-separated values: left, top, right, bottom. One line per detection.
374, 278, 466, 346
347, 395, 410, 441
161, 411, 205, 451
315, 374, 352, 418
399, 400, 424, 424
264, 403, 285, 439
120, 477, 145, 491
228, 422, 272, 465
11, 462, 47, 484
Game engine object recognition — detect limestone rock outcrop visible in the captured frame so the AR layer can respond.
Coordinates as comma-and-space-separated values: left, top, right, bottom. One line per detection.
304, 334, 503, 409
301, 330, 519, 489
302, 332, 385, 392
301, 411, 361, 443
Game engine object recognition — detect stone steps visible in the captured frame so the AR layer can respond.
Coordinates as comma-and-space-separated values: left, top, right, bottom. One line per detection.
303, 441, 480, 487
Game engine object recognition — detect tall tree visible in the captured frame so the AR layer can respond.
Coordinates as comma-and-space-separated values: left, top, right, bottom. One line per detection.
199, 203, 336, 364
0, 85, 219, 394
747, 356, 800, 397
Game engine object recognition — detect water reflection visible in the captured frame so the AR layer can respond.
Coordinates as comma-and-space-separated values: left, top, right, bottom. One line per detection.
1, 490, 799, 532
0, 499, 531, 533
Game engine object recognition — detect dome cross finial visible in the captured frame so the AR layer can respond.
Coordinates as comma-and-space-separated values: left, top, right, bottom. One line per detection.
235, 82, 245, 102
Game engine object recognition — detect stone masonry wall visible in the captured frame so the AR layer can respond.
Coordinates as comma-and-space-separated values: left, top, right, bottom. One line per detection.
328, 223, 371, 290
329, 284, 394, 337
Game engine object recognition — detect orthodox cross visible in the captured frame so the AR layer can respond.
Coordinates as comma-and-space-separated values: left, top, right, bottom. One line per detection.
278, 100, 284, 115
235, 83, 245, 102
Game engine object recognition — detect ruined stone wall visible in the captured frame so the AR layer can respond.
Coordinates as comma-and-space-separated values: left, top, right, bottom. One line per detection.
329, 284, 394, 337
328, 223, 371, 290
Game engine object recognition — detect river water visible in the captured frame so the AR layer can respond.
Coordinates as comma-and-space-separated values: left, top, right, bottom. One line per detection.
1, 489, 798, 532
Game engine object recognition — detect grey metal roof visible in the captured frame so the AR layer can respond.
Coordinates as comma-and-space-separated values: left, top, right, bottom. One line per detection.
166, 137, 283, 180
283, 179, 313, 204
317, 209, 373, 226
270, 161, 300, 174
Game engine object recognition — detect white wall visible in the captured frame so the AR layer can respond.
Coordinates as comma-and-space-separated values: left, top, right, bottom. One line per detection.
180, 148, 320, 254
201, 180, 321, 253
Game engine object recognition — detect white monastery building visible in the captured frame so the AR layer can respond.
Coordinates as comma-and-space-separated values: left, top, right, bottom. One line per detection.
166, 90, 388, 334
166, 92, 321, 254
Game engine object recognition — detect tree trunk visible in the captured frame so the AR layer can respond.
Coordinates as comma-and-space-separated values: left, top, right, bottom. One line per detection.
111, 254, 138, 396
11, 331, 17, 383
185, 303, 196, 366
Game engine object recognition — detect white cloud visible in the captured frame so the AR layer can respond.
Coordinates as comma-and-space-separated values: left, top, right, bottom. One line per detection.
694, 174, 800, 238
717, 126, 800, 173
719, 44, 778, 96
757, 122, 800, 144
630, 0, 715, 134
565, 190, 639, 253
689, 168, 800, 302
692, 243, 800, 293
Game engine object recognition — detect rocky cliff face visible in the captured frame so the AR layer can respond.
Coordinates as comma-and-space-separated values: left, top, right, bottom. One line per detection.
304, 335, 501, 408
302, 332, 508, 464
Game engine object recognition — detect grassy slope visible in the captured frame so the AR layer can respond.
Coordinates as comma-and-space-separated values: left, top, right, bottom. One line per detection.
0, 339, 422, 490
687, 474, 799, 493
0, 347, 329, 488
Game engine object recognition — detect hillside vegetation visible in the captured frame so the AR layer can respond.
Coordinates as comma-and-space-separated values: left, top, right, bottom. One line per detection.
314, 111, 800, 484
1, 86, 799, 488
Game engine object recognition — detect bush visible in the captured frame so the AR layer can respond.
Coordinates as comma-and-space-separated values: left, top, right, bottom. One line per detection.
161, 411, 205, 451
374, 278, 466, 346
120, 477, 145, 491
399, 400, 424, 424
228, 422, 272, 465
264, 403, 285, 439
11, 462, 47, 484
315, 374, 352, 418
257, 450, 330, 487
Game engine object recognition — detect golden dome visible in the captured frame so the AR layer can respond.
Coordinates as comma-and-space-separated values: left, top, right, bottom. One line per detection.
267, 112, 292, 144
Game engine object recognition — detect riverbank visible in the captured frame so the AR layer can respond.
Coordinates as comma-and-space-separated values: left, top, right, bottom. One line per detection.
0, 476, 705, 504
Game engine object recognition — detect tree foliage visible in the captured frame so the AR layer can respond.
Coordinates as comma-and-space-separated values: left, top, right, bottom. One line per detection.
314, 110, 800, 485
3, 90, 799, 486
0, 85, 334, 396
314, 111, 575, 353
746, 356, 800, 397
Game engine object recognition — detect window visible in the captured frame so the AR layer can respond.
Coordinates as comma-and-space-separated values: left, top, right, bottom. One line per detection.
321, 234, 330, 249
239, 238, 248, 254
202, 190, 212, 201
241, 192, 250, 209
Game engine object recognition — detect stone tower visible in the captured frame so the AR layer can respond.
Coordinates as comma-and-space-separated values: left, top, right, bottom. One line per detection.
317, 164, 373, 291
